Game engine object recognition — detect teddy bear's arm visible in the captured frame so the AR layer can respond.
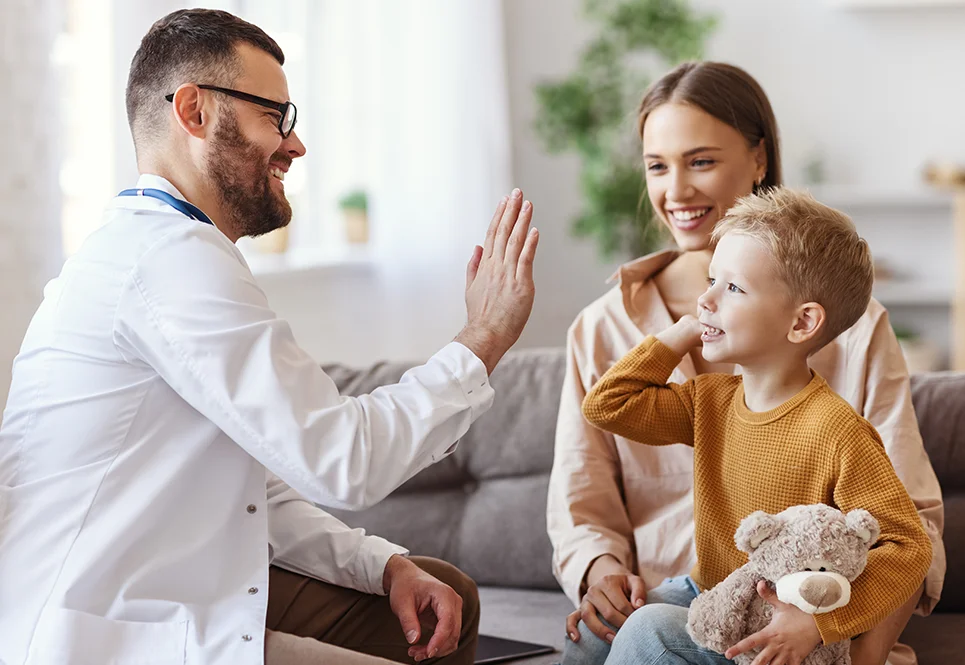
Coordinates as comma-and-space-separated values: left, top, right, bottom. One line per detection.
687, 567, 763, 654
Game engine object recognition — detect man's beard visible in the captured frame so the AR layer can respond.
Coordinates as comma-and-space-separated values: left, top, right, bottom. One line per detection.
206, 109, 292, 238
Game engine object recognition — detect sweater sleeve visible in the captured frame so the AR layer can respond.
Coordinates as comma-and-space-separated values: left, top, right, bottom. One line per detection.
813, 421, 933, 643
582, 336, 696, 447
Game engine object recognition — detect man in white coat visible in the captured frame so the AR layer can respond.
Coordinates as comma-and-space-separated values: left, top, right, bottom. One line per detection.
0, 9, 540, 665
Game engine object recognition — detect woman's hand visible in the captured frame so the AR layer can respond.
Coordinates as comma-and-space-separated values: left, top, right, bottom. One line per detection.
565, 570, 647, 644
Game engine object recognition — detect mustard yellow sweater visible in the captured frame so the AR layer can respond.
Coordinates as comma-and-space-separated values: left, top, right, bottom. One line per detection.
582, 336, 932, 644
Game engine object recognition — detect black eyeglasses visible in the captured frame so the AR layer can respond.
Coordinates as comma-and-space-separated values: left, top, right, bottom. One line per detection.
165, 84, 297, 138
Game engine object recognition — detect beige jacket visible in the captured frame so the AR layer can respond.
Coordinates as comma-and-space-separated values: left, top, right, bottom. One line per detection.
547, 250, 945, 664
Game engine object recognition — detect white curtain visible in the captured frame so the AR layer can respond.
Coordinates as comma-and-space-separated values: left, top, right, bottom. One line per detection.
0, 0, 64, 414
300, 0, 514, 360
366, 1, 514, 358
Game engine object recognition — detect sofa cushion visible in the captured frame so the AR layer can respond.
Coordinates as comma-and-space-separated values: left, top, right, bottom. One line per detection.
910, 371, 965, 612
323, 350, 964, 608
323, 348, 565, 589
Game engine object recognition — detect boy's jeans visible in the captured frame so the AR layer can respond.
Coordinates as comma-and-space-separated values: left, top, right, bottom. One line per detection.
561, 576, 735, 665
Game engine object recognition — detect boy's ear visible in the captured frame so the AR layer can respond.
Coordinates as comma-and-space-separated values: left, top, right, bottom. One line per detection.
787, 302, 826, 346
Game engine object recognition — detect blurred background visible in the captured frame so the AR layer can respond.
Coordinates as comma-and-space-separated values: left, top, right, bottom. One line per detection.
3, 0, 965, 414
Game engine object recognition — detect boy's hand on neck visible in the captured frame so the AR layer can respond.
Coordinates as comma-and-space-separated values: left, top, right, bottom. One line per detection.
656, 314, 704, 358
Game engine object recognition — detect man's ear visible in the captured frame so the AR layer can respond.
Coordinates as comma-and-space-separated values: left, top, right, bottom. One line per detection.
787, 302, 826, 347
169, 84, 210, 139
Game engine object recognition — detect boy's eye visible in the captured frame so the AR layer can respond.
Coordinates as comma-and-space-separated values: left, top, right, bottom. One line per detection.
707, 277, 715, 287
727, 283, 742, 293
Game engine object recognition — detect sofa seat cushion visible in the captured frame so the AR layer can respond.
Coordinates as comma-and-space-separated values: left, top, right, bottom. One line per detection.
478, 586, 570, 665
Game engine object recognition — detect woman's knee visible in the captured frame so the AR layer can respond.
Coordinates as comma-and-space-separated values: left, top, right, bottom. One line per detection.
560, 620, 612, 665
610, 603, 691, 652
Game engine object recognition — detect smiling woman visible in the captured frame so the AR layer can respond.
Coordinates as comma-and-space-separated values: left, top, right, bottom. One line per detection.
549, 61, 944, 665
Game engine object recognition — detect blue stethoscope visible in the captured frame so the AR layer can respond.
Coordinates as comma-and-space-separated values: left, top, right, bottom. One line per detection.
118, 188, 214, 226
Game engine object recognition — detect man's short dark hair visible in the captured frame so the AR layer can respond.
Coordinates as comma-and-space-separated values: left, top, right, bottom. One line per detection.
125, 9, 284, 155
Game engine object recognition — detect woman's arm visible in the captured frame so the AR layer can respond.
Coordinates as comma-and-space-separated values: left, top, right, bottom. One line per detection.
547, 315, 639, 607
857, 306, 944, 616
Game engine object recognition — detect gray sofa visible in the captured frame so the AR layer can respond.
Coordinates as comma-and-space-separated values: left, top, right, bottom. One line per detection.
324, 349, 965, 665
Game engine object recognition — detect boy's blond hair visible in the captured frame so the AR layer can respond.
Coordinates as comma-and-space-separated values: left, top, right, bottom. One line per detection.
711, 187, 874, 348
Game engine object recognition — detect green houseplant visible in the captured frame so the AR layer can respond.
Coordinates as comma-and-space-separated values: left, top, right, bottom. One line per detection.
533, 0, 716, 259
338, 189, 369, 244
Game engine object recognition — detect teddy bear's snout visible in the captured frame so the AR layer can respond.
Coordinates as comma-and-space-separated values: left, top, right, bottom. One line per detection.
799, 574, 843, 608
776, 570, 852, 614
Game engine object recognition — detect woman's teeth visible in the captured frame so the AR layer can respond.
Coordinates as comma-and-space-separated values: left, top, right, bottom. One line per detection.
671, 208, 710, 221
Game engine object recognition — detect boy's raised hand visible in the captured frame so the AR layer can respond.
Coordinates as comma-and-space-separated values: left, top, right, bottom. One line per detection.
655, 314, 704, 357
724, 580, 823, 665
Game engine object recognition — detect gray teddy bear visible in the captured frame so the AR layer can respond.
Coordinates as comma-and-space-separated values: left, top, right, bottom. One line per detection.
687, 504, 880, 665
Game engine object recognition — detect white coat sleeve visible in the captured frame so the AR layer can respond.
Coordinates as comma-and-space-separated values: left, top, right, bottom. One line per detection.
113, 226, 494, 510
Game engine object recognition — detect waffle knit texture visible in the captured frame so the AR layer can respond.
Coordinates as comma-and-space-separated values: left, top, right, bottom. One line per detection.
582, 336, 932, 644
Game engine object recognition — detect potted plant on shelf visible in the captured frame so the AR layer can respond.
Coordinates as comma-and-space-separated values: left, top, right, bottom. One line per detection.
532, 0, 716, 260
339, 189, 369, 244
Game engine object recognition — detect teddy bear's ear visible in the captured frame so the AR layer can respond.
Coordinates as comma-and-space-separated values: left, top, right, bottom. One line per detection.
735, 510, 782, 554
845, 509, 881, 545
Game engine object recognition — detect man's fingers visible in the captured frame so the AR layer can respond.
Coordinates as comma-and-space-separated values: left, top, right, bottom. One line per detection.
465, 245, 483, 290
565, 610, 581, 642
515, 226, 539, 283
491, 189, 522, 262
504, 199, 533, 266
483, 197, 508, 259
424, 602, 459, 659
394, 595, 421, 646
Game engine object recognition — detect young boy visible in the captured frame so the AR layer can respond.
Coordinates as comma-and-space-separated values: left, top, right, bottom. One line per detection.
581, 188, 932, 664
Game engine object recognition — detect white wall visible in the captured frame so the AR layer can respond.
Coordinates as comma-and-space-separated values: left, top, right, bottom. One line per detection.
691, 0, 965, 188
500, 0, 965, 360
